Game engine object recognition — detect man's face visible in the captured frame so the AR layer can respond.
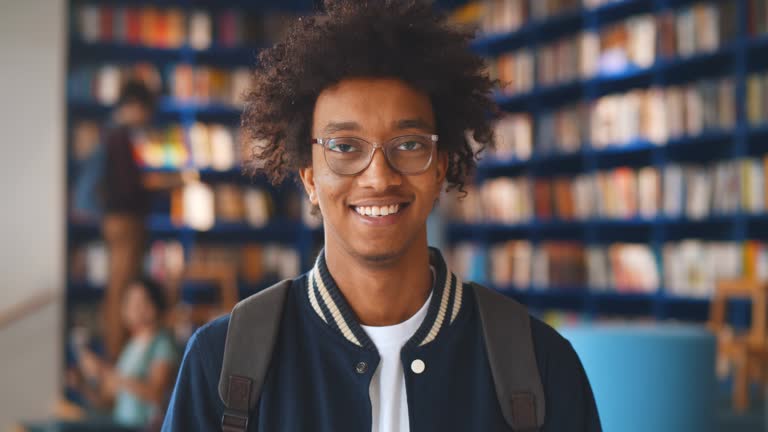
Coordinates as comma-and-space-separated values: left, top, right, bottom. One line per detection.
300, 78, 447, 264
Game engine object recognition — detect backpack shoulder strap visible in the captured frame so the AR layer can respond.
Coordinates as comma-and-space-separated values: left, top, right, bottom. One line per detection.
218, 279, 292, 432
472, 282, 546, 432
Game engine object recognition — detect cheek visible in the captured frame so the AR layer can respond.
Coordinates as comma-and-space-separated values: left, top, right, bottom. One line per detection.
412, 171, 442, 205
313, 168, 351, 212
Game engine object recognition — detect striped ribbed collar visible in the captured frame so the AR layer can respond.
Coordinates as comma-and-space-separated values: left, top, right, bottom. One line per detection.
307, 247, 464, 351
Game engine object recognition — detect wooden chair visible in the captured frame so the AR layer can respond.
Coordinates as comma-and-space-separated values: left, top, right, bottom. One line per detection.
708, 278, 768, 412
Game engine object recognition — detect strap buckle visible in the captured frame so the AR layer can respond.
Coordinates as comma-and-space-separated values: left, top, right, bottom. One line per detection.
221, 409, 249, 432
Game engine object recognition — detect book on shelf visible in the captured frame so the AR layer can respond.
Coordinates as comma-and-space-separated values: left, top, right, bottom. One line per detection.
741, 159, 766, 214
182, 181, 216, 231
529, 0, 580, 20
487, 113, 533, 161
146, 239, 185, 283
537, 103, 587, 155
448, 243, 488, 283
543, 29, 592, 83
747, 72, 768, 126
748, 0, 768, 36
608, 243, 658, 293
478, 0, 528, 36
598, 14, 656, 75
493, 50, 535, 95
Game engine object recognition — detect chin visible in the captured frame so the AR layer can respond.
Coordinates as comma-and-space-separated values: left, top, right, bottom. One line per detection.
348, 238, 410, 265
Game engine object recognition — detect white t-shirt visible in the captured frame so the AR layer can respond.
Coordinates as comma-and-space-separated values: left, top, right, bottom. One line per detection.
361, 289, 433, 432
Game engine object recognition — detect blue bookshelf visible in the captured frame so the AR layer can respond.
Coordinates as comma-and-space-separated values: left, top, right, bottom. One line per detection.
65, 0, 321, 337
454, 0, 768, 323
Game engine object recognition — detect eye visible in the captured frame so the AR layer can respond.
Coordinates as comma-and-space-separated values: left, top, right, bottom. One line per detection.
397, 140, 424, 151
327, 139, 363, 153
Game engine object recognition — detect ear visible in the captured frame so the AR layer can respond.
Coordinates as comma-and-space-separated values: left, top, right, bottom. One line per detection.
299, 165, 318, 205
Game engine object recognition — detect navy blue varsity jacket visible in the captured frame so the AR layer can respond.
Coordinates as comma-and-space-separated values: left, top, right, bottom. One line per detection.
162, 249, 601, 431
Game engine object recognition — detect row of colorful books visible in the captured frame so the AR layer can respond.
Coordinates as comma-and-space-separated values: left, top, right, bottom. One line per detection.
444, 157, 768, 224
69, 63, 250, 108
487, 76, 735, 161
166, 182, 317, 231
71, 121, 246, 172
487, 2, 737, 93
449, 0, 581, 37
449, 238, 763, 298
70, 239, 301, 287
74, 4, 296, 50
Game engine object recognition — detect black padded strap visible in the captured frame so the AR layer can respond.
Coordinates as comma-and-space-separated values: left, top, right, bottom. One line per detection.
221, 375, 251, 432
473, 283, 546, 431
218, 280, 292, 431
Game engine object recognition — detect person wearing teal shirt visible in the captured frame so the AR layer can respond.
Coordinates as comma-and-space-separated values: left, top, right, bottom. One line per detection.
77, 277, 178, 429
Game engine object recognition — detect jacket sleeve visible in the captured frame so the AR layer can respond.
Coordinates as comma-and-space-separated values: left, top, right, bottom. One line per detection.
162, 327, 224, 431
542, 338, 602, 432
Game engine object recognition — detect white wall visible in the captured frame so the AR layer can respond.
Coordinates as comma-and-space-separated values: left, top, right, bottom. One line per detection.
0, 0, 66, 428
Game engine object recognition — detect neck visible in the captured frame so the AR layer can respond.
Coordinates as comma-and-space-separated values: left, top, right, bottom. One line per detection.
132, 323, 158, 341
324, 236, 432, 327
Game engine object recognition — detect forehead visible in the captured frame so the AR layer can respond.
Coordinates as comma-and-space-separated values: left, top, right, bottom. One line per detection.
312, 78, 435, 134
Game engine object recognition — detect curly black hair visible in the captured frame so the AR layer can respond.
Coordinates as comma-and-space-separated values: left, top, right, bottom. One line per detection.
242, 0, 497, 194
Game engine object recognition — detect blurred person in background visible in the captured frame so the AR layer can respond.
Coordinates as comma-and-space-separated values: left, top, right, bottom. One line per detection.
72, 277, 178, 431
101, 80, 156, 360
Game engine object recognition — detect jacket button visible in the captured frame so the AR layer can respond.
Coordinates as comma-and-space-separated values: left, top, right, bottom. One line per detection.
411, 359, 426, 374
355, 361, 368, 374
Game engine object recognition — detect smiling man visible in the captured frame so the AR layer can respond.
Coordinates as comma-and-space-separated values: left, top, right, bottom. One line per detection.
163, 1, 601, 431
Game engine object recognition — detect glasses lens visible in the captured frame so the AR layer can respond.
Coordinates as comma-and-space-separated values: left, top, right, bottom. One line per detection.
324, 137, 371, 175
386, 135, 434, 174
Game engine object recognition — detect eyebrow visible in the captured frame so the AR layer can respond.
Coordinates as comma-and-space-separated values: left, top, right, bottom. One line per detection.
321, 118, 434, 135
395, 118, 434, 131
322, 122, 361, 135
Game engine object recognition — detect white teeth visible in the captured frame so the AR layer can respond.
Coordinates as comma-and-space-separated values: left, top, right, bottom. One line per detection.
353, 204, 401, 217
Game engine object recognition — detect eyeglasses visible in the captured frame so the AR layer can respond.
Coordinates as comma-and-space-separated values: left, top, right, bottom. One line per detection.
311, 134, 438, 176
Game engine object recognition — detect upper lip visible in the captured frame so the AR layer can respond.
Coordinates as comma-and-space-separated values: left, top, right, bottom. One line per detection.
348, 198, 411, 207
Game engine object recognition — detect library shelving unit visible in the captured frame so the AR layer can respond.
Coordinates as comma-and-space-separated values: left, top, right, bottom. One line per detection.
65, 0, 322, 319
446, 0, 768, 324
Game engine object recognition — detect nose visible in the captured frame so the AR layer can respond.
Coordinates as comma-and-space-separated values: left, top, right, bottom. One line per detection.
357, 146, 402, 191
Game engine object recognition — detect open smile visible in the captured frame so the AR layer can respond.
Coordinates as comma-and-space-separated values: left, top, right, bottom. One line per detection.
348, 202, 411, 225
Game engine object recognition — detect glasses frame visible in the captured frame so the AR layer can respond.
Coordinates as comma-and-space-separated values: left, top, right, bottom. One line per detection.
311, 134, 439, 176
